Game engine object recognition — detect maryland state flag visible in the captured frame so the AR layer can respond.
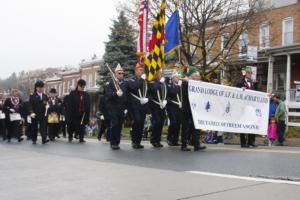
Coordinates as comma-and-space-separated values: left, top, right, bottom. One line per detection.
145, 0, 166, 81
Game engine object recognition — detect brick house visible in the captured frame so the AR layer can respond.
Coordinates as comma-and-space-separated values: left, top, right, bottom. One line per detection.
199, 0, 300, 126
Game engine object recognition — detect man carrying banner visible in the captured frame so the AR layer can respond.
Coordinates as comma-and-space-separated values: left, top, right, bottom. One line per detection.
128, 62, 149, 149
236, 67, 258, 148
148, 69, 167, 148
181, 68, 206, 151
166, 70, 181, 146
67, 79, 90, 143
105, 65, 128, 150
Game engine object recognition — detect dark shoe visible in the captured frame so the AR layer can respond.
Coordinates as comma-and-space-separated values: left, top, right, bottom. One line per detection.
42, 139, 49, 144
7, 139, 11, 143
50, 138, 55, 142
241, 144, 250, 148
111, 145, 120, 150
248, 143, 258, 147
181, 146, 191, 151
98, 137, 101, 141
133, 144, 144, 149
173, 142, 180, 146
68, 137, 73, 142
56, 135, 60, 139
18, 137, 24, 142
74, 135, 79, 139
194, 145, 206, 151
79, 139, 86, 143
167, 140, 174, 146
32, 141, 37, 145
152, 143, 160, 148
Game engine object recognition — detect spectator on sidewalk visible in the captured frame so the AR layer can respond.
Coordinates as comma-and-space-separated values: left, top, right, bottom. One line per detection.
273, 95, 287, 146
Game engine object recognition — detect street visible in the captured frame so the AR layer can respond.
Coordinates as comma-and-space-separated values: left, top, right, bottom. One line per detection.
0, 138, 300, 200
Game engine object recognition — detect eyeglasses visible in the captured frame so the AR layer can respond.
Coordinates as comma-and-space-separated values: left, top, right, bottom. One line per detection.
118, 72, 124, 75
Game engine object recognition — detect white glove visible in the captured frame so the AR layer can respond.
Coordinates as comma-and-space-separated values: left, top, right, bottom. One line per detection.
117, 90, 123, 97
160, 77, 165, 83
9, 108, 15, 113
46, 104, 50, 109
141, 74, 147, 80
30, 113, 36, 119
178, 102, 182, 109
124, 109, 128, 115
140, 97, 149, 105
178, 80, 182, 86
100, 115, 105, 120
161, 100, 167, 109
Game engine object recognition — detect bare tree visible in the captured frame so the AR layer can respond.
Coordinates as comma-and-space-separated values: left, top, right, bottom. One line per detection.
121, 0, 270, 80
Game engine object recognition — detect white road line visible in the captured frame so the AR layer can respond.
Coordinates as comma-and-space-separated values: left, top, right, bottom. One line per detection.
186, 171, 300, 186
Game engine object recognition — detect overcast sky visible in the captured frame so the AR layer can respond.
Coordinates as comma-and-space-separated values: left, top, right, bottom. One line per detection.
0, 0, 121, 79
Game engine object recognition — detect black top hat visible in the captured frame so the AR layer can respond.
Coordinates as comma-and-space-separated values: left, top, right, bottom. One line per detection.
77, 79, 86, 87
49, 88, 57, 94
34, 80, 44, 88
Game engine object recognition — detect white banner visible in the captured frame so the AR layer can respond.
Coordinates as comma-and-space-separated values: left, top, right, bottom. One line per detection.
188, 80, 270, 135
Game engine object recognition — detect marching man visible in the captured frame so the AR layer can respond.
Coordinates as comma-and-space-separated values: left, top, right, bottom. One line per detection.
148, 69, 167, 148
128, 61, 149, 149
166, 70, 182, 146
47, 88, 62, 141
29, 80, 49, 145
105, 64, 128, 150
4, 89, 24, 143
66, 79, 90, 143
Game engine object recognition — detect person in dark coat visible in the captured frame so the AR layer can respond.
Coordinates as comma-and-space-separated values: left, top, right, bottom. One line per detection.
3, 89, 24, 142
148, 69, 167, 148
0, 94, 6, 141
236, 67, 258, 148
47, 88, 62, 141
29, 80, 49, 144
63, 86, 75, 140
66, 79, 90, 143
181, 69, 206, 151
127, 62, 149, 149
166, 70, 182, 146
105, 65, 128, 150
98, 87, 110, 141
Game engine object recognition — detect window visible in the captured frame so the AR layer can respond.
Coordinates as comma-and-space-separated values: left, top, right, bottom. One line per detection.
239, 32, 248, 56
89, 74, 93, 88
221, 33, 229, 51
72, 79, 75, 87
282, 17, 293, 46
94, 72, 98, 86
205, 39, 214, 63
260, 23, 269, 49
64, 82, 67, 93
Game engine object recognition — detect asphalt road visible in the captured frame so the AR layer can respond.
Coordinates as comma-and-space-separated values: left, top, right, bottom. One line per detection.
0, 138, 300, 200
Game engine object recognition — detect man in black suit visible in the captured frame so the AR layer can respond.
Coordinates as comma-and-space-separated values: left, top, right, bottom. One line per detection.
127, 62, 149, 149
148, 69, 167, 148
29, 80, 49, 144
66, 79, 90, 143
105, 65, 128, 150
3, 89, 24, 143
0, 94, 6, 141
166, 70, 181, 146
98, 91, 111, 141
236, 67, 258, 148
